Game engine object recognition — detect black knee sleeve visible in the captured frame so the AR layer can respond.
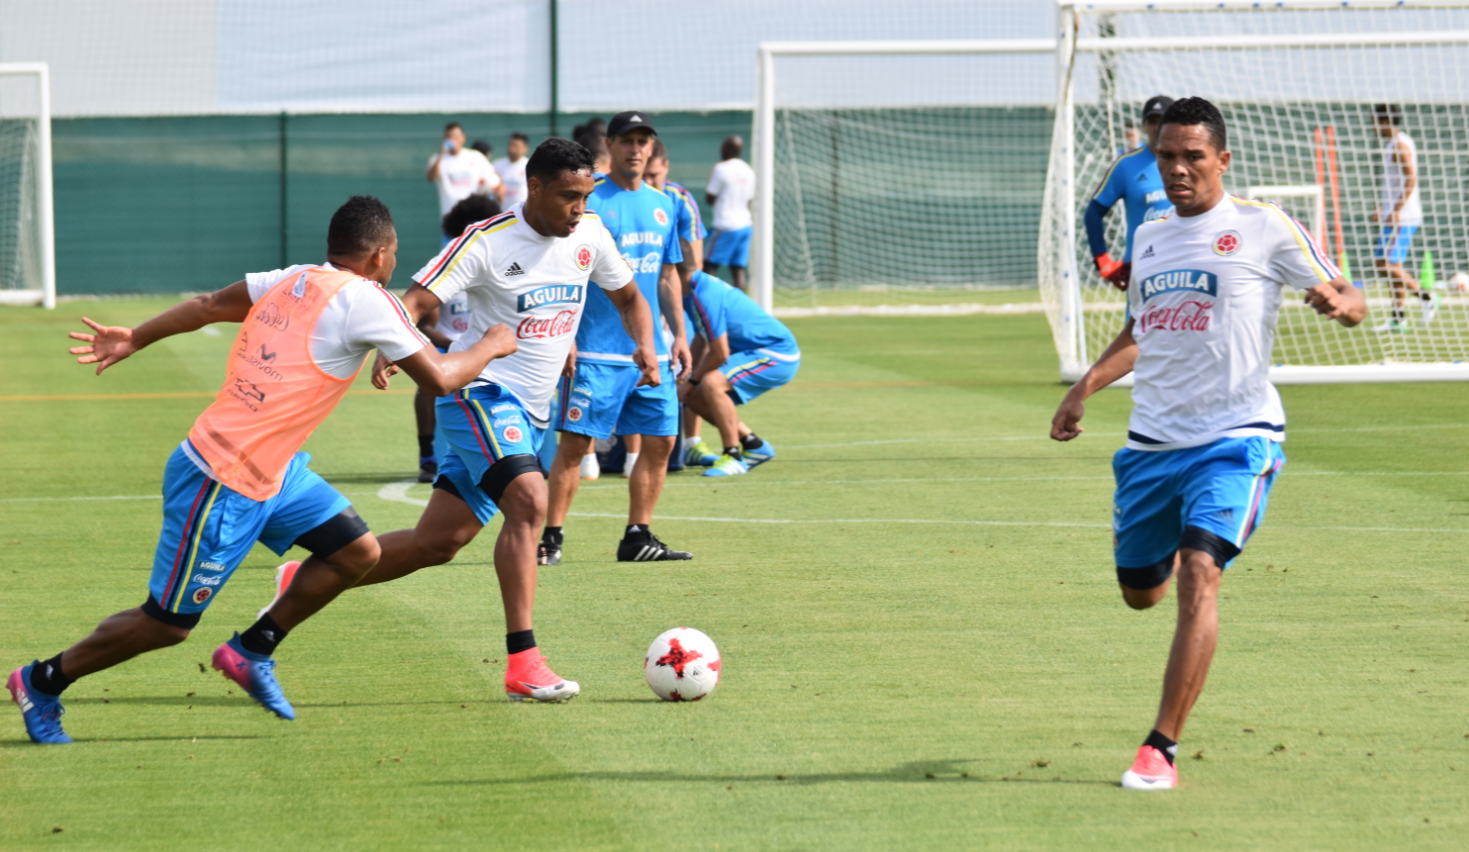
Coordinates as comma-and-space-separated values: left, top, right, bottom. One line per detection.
1180, 525, 1240, 568
293, 506, 371, 560
433, 474, 464, 501
141, 596, 201, 630
1116, 553, 1176, 591
479, 454, 545, 504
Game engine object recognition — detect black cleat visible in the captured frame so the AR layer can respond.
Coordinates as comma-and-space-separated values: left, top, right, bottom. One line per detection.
617, 532, 692, 562
538, 533, 563, 566
417, 459, 438, 484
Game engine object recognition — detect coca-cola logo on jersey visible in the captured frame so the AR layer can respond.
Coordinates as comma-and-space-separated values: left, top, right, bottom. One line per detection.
1136, 299, 1213, 334
517, 310, 577, 339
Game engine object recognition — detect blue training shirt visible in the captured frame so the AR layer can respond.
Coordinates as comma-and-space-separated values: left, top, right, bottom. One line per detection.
577, 176, 683, 365
1087, 146, 1172, 262
664, 180, 708, 244
685, 270, 798, 356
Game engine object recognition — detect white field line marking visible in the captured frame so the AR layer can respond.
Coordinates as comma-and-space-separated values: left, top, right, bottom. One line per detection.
786, 423, 1469, 450
376, 478, 429, 507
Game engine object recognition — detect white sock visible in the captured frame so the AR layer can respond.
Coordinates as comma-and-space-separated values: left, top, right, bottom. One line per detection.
623, 452, 640, 475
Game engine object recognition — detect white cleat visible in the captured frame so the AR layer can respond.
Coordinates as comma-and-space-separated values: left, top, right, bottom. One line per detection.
257, 561, 300, 620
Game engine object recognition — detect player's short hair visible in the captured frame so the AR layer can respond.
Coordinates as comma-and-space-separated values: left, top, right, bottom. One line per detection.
525, 137, 595, 185
444, 121, 463, 134
1159, 97, 1227, 152
649, 138, 668, 162
1373, 104, 1403, 126
441, 194, 502, 239
510, 132, 529, 144
470, 139, 492, 158
327, 195, 395, 257
720, 134, 743, 160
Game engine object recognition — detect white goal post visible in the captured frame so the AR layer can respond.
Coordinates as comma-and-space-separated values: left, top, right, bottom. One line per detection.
1041, 0, 1469, 384
0, 62, 55, 309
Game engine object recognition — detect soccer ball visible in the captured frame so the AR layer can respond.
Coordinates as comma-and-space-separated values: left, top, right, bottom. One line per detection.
644, 627, 721, 702
1448, 271, 1469, 293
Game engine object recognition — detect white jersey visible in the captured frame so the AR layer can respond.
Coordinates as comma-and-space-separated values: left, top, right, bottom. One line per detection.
428, 148, 500, 216
1124, 195, 1339, 450
1380, 130, 1422, 227
244, 263, 428, 379
706, 157, 755, 231
412, 204, 634, 423
494, 156, 529, 206
433, 291, 472, 345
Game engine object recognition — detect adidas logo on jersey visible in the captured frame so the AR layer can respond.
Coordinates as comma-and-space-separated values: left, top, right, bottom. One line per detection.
505, 262, 525, 276
1141, 245, 1155, 259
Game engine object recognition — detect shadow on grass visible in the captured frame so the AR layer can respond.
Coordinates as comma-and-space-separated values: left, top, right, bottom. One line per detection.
320, 472, 420, 485
424, 759, 1114, 787
71, 696, 240, 707
2, 734, 264, 747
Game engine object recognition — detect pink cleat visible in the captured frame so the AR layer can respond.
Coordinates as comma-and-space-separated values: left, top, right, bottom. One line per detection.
505, 648, 580, 703
1121, 745, 1178, 790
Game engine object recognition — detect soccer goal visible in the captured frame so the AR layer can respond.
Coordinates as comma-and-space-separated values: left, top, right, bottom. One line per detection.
750, 39, 1059, 314
0, 63, 54, 309
1040, 1, 1469, 383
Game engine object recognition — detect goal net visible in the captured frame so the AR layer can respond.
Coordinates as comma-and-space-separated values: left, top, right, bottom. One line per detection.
0, 64, 53, 308
1041, 1, 1469, 383
752, 41, 1058, 312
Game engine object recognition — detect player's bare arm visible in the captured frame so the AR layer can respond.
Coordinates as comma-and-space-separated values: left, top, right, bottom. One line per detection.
1304, 278, 1367, 326
1050, 319, 1139, 442
416, 306, 454, 350
372, 283, 517, 394
657, 262, 693, 380
69, 280, 254, 375
603, 280, 660, 387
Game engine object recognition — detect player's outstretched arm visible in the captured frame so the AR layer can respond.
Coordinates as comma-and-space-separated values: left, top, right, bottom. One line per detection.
393, 324, 517, 397
1050, 320, 1138, 442
658, 263, 693, 380
604, 283, 660, 388
1303, 278, 1367, 328
69, 280, 253, 375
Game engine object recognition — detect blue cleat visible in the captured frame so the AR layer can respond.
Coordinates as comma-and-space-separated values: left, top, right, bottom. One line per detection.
742, 438, 777, 468
703, 454, 750, 477
8, 662, 72, 744
684, 439, 718, 467
211, 634, 295, 720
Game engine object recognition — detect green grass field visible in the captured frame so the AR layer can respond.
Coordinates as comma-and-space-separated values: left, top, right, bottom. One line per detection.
2, 299, 1467, 850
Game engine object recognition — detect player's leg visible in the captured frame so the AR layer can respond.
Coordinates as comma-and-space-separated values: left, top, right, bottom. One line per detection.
685, 372, 747, 475
728, 227, 752, 291
614, 363, 691, 561
683, 406, 717, 466
702, 230, 722, 275
1374, 227, 1423, 330
415, 387, 438, 483
543, 362, 634, 564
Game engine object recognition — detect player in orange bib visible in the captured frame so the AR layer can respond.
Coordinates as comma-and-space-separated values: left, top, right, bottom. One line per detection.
6, 196, 516, 744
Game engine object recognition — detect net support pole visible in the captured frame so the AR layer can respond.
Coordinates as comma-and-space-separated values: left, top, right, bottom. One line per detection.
752, 44, 776, 312
1057, 4, 1083, 375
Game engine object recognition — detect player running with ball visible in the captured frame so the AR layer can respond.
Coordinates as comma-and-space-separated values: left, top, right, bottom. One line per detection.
1050, 98, 1365, 790
8, 197, 516, 742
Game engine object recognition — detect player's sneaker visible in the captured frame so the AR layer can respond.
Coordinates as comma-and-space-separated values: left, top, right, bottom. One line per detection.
256, 560, 300, 620
417, 458, 437, 484
703, 453, 749, 477
211, 634, 295, 720
617, 528, 693, 561
538, 531, 562, 566
684, 439, 718, 467
579, 452, 600, 480
741, 438, 777, 468
7, 663, 72, 744
1120, 745, 1178, 791
505, 648, 580, 703
1373, 317, 1407, 333
1422, 290, 1441, 327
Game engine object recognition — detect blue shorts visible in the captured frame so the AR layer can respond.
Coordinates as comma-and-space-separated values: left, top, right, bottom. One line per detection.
721, 349, 800, 404
707, 226, 752, 268
556, 361, 679, 439
1375, 225, 1418, 264
149, 445, 352, 620
435, 384, 546, 525
1112, 436, 1285, 575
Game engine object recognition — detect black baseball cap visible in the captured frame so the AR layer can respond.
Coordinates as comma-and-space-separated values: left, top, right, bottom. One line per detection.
1142, 95, 1175, 119
606, 111, 657, 138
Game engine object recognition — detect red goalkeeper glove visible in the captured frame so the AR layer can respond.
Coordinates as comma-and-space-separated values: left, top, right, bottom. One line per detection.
1094, 252, 1131, 291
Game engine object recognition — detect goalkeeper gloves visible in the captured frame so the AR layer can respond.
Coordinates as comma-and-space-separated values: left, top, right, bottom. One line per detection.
1094, 252, 1131, 291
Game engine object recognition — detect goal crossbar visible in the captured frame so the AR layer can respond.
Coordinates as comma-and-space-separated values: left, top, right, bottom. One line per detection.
0, 62, 55, 309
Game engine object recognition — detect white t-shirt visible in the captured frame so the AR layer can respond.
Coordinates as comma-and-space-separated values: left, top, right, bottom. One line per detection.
244, 263, 429, 379
1124, 195, 1340, 450
494, 156, 529, 206
412, 204, 634, 423
428, 148, 501, 216
1380, 131, 1423, 227
434, 292, 472, 345
706, 157, 755, 231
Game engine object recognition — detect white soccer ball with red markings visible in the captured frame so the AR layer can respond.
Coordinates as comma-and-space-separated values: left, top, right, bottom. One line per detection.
644, 627, 721, 702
